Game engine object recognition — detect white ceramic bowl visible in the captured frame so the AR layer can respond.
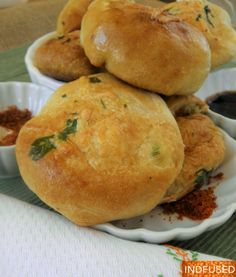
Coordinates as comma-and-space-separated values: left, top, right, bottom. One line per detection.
0, 82, 53, 179
25, 32, 65, 91
196, 68, 236, 138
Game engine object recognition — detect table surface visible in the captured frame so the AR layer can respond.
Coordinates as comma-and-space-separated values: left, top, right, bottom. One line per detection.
0, 43, 236, 260
0, 0, 67, 52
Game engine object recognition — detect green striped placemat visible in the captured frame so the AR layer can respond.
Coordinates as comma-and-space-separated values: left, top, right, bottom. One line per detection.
0, 43, 235, 260
0, 43, 31, 82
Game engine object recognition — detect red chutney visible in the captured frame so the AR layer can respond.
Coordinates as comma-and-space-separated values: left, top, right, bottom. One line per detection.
0, 105, 32, 146
162, 187, 217, 221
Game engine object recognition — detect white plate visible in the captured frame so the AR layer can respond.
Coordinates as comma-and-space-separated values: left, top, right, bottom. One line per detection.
196, 68, 236, 138
25, 32, 65, 91
95, 130, 236, 243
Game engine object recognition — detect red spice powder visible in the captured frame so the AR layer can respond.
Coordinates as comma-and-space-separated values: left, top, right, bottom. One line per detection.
162, 187, 217, 221
0, 105, 32, 146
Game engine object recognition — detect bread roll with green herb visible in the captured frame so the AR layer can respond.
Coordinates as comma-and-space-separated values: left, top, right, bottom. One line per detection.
160, 0, 236, 68
80, 0, 211, 96
16, 73, 184, 226
162, 114, 225, 203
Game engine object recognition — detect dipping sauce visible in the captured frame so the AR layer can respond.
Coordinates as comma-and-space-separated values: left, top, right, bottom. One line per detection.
0, 105, 32, 146
207, 91, 236, 119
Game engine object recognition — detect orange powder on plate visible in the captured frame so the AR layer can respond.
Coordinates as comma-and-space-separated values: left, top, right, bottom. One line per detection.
162, 187, 217, 221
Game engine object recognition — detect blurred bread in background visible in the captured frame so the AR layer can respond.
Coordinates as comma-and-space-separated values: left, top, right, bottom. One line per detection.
80, 0, 211, 96
57, 0, 93, 36
160, 0, 236, 68
210, 0, 236, 27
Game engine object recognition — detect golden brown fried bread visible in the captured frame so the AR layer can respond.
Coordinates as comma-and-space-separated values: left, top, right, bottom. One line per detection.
34, 31, 97, 82
80, 0, 211, 96
16, 73, 184, 226
162, 114, 225, 203
57, 0, 164, 36
165, 95, 208, 116
57, 0, 93, 36
160, 0, 236, 69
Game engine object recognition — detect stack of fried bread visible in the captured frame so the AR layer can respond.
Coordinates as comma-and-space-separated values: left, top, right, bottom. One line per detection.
16, 0, 232, 226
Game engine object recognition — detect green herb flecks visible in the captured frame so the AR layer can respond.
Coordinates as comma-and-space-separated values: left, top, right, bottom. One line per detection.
196, 13, 202, 21
204, 5, 214, 27
166, 249, 182, 263
61, 94, 67, 98
151, 145, 160, 157
163, 7, 181, 15
58, 118, 78, 141
191, 251, 199, 261
89, 76, 101, 83
62, 38, 71, 44
100, 99, 106, 109
29, 135, 56, 161
29, 118, 78, 161
194, 169, 212, 188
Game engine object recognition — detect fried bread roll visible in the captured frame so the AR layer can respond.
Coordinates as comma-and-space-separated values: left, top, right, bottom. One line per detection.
34, 31, 97, 82
16, 73, 184, 226
161, 114, 225, 203
57, 0, 93, 36
80, 0, 211, 96
57, 0, 165, 36
160, 0, 236, 68
165, 95, 208, 117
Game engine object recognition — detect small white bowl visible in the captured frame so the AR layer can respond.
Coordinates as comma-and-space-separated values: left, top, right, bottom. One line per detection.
0, 82, 53, 179
196, 68, 236, 138
25, 32, 65, 91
